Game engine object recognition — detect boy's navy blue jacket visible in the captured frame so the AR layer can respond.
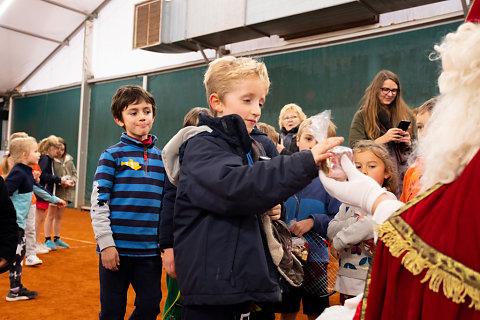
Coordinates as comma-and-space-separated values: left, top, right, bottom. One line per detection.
158, 124, 280, 250
172, 114, 320, 306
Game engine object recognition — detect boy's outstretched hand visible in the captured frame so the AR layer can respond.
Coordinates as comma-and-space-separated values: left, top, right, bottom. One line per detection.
101, 246, 120, 271
311, 137, 344, 165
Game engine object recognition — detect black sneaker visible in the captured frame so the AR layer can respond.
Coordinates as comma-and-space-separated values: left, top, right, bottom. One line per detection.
6, 286, 38, 301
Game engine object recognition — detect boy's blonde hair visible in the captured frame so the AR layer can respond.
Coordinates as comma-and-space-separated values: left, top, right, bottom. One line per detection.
297, 118, 336, 141
256, 122, 280, 145
38, 135, 61, 156
278, 103, 307, 130
204, 56, 270, 116
9, 137, 37, 163
353, 140, 397, 194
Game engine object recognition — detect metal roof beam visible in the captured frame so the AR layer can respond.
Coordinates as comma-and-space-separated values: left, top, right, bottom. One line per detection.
0, 24, 68, 45
13, 0, 111, 92
38, 0, 98, 19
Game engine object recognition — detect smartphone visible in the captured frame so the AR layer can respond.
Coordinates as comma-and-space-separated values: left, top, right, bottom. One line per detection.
397, 120, 411, 131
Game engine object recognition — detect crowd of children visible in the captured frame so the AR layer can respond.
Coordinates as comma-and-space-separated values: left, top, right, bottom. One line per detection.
0, 34, 442, 320
79, 47, 440, 320
0, 133, 77, 301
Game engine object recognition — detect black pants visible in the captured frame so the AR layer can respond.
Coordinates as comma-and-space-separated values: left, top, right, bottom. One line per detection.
9, 228, 26, 289
182, 302, 251, 320
98, 255, 162, 320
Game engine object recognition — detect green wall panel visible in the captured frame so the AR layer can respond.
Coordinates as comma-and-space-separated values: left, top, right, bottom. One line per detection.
148, 67, 207, 148
12, 87, 80, 160
12, 22, 459, 206
85, 78, 143, 204
259, 22, 460, 139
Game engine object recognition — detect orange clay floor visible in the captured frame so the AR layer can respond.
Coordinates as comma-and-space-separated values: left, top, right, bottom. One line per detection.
0, 208, 339, 319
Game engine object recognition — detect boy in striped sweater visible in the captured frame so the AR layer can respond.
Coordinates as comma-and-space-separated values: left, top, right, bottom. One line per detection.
90, 85, 165, 320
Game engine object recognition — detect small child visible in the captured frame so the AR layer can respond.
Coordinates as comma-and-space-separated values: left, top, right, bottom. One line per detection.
162, 56, 342, 320
400, 98, 437, 203
276, 118, 341, 320
37, 135, 72, 250
7, 132, 46, 266
46, 137, 77, 249
90, 84, 166, 319
5, 137, 66, 301
256, 122, 280, 147
327, 140, 397, 304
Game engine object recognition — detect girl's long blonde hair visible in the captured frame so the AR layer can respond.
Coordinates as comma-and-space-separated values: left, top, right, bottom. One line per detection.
353, 140, 397, 194
360, 70, 412, 139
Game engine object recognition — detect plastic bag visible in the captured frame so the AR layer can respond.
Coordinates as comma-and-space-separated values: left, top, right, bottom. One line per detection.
309, 110, 353, 180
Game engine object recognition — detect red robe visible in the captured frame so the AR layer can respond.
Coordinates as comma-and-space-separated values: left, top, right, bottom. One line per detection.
357, 150, 480, 319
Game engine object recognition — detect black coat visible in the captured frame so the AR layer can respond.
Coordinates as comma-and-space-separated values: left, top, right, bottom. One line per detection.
38, 155, 61, 201
0, 176, 18, 274
173, 114, 319, 305
158, 124, 280, 250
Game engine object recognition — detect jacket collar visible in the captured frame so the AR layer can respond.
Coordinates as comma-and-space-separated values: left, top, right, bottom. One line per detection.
120, 132, 157, 149
15, 162, 33, 173
198, 113, 252, 154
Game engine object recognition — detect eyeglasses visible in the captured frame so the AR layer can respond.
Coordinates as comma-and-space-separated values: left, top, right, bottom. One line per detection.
283, 115, 298, 120
380, 87, 398, 95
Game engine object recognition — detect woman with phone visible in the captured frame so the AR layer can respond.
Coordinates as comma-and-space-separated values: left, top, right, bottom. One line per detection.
348, 70, 416, 196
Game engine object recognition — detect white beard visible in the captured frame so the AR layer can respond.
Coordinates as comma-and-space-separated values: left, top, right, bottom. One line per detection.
419, 23, 480, 190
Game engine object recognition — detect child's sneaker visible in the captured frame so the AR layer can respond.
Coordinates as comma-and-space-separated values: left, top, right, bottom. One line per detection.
35, 244, 49, 254
44, 240, 57, 250
25, 255, 43, 266
54, 239, 70, 248
6, 286, 38, 301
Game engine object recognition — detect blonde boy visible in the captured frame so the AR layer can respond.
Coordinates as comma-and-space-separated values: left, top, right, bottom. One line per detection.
162, 56, 342, 320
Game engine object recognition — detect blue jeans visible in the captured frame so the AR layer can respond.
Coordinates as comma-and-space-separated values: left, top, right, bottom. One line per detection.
99, 254, 162, 320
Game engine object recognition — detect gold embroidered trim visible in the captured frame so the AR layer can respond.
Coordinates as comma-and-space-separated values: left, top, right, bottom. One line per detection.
379, 217, 480, 310
389, 182, 443, 218
359, 183, 480, 319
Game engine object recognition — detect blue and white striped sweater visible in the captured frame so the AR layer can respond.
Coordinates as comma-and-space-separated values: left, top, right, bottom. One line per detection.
91, 133, 165, 257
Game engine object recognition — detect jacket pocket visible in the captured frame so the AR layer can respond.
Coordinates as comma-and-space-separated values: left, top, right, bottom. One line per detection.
204, 217, 241, 282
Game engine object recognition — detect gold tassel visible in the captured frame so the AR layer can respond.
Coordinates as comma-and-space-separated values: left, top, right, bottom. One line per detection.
378, 219, 480, 310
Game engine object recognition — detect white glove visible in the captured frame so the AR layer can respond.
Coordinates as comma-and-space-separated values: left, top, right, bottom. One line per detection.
319, 154, 387, 214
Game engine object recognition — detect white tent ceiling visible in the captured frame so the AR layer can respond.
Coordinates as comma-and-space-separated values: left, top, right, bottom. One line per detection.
0, 0, 108, 95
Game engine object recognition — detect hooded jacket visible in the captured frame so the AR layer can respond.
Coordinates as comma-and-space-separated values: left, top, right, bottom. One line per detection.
165, 113, 319, 305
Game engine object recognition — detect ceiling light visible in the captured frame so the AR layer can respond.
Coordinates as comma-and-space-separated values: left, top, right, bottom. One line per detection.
0, 0, 14, 18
